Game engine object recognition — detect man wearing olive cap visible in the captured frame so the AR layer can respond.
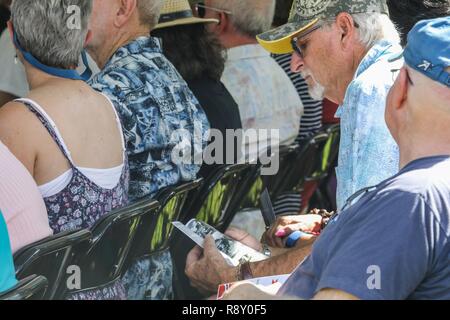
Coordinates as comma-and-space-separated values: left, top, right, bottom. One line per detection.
258, 0, 403, 211
226, 16, 450, 300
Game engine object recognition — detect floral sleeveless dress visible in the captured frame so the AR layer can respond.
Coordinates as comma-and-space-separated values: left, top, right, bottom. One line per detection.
17, 99, 130, 300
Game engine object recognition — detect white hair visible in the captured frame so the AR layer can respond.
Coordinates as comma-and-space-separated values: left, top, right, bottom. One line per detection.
137, 0, 164, 29
352, 13, 400, 48
324, 12, 400, 49
211, 0, 276, 37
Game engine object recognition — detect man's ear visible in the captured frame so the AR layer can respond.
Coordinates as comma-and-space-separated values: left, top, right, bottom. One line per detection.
335, 12, 357, 50
84, 30, 93, 47
114, 0, 138, 28
391, 67, 409, 111
216, 11, 228, 34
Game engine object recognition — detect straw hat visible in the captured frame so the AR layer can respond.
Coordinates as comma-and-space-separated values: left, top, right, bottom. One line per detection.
154, 0, 219, 30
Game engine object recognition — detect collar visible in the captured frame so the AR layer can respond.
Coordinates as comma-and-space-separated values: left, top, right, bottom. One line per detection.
226, 44, 270, 62
105, 36, 163, 68
355, 40, 402, 78
335, 40, 402, 118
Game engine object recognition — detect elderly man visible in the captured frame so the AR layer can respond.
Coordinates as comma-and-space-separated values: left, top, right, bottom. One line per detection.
87, 0, 210, 300
258, 0, 402, 211
197, 0, 303, 160
185, 0, 405, 294
226, 16, 450, 300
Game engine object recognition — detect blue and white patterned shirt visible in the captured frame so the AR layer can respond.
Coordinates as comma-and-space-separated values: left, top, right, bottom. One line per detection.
89, 36, 210, 201
335, 40, 403, 210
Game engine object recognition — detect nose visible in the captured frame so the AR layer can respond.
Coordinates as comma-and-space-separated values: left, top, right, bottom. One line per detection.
290, 52, 304, 74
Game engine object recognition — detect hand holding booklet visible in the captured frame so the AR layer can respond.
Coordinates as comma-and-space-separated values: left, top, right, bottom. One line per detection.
217, 274, 290, 300
172, 219, 268, 267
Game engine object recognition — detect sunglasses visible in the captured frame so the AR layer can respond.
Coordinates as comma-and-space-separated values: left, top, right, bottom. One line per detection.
291, 23, 322, 59
194, 2, 232, 18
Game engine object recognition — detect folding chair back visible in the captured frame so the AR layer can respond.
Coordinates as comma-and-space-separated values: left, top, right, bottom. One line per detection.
0, 275, 48, 300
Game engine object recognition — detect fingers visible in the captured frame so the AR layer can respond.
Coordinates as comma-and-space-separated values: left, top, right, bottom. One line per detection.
262, 225, 284, 248
203, 235, 220, 257
185, 245, 204, 281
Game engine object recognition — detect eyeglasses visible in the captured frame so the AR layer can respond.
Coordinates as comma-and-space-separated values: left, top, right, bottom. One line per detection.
194, 2, 232, 18
391, 67, 414, 86
291, 24, 322, 58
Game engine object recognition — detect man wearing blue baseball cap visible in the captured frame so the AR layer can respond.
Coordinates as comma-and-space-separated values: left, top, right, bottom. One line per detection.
224, 17, 450, 300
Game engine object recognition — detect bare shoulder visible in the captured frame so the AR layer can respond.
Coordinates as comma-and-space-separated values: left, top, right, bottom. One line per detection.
0, 100, 43, 148
0, 100, 35, 133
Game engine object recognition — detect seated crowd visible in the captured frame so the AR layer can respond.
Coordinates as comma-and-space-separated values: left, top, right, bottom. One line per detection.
0, 0, 449, 300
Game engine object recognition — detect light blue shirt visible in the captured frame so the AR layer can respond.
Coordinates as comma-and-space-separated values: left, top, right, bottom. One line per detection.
335, 40, 403, 210
0, 212, 17, 293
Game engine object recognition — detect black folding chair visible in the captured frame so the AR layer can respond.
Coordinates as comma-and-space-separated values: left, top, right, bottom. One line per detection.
238, 144, 301, 210
126, 179, 204, 265
309, 124, 341, 210
171, 164, 255, 300
13, 229, 91, 300
277, 131, 330, 195
184, 164, 255, 231
0, 275, 48, 300
66, 200, 160, 299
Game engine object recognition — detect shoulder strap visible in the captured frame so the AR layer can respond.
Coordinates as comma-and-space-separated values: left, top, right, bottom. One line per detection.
15, 98, 75, 167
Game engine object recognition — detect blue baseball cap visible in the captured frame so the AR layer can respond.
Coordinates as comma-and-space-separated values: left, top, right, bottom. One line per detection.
390, 17, 450, 87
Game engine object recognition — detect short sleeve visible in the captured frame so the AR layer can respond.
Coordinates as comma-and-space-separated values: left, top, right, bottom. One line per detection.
316, 191, 436, 300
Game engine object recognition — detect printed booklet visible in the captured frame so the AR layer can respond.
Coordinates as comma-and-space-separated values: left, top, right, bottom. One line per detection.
172, 219, 268, 267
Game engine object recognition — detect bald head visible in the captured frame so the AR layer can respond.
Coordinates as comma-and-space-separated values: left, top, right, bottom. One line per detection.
385, 63, 450, 167
407, 66, 450, 115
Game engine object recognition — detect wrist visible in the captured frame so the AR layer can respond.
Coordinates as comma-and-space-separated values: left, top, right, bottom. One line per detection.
236, 261, 254, 281
224, 266, 238, 284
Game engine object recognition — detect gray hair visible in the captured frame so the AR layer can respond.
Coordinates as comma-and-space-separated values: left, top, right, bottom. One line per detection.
323, 12, 400, 49
11, 0, 92, 69
137, 0, 164, 29
211, 0, 276, 37
352, 13, 400, 48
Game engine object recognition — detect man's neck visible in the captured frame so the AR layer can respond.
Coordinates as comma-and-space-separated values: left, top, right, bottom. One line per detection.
333, 44, 370, 105
88, 27, 150, 69
398, 128, 450, 168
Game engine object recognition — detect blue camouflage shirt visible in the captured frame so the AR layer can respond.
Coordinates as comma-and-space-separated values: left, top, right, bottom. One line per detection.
90, 36, 210, 201
335, 40, 402, 210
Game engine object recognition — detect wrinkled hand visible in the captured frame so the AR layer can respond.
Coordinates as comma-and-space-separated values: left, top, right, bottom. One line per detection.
185, 235, 235, 294
225, 227, 262, 252
262, 214, 322, 248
